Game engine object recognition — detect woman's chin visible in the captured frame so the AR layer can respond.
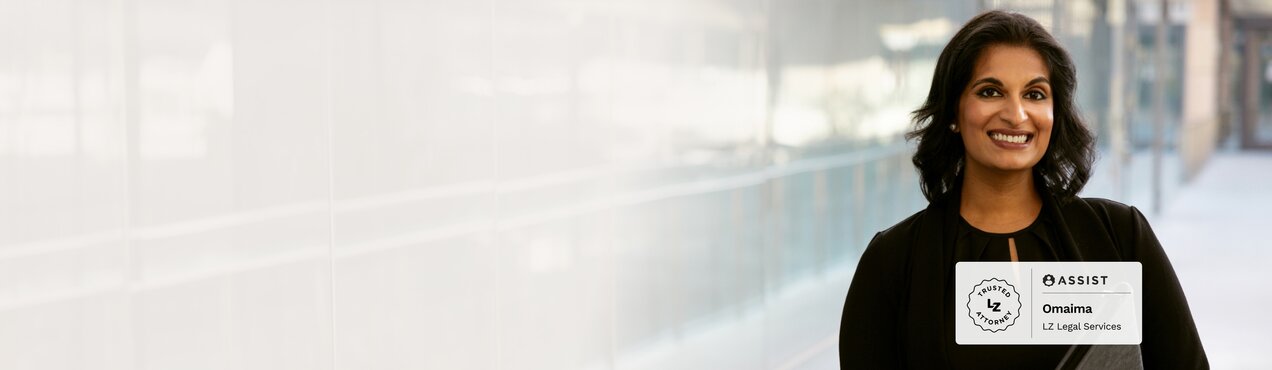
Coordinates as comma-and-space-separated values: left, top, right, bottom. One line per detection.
992, 163, 1036, 173
977, 159, 1037, 173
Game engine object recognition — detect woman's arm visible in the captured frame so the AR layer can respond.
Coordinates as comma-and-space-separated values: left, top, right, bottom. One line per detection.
839, 232, 907, 368
1123, 206, 1209, 369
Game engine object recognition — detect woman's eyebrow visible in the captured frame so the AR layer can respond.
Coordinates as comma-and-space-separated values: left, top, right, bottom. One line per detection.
970, 77, 1003, 87
1027, 77, 1051, 87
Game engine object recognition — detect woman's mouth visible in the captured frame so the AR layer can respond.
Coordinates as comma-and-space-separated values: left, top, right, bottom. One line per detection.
987, 130, 1033, 148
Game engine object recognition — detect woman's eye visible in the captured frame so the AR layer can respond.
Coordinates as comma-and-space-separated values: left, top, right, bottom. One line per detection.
977, 88, 1002, 98
1025, 91, 1047, 100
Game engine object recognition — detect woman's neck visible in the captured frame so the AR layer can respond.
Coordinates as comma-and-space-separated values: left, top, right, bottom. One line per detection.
959, 164, 1043, 233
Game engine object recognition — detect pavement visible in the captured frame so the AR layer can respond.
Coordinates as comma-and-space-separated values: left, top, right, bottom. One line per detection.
1147, 151, 1272, 369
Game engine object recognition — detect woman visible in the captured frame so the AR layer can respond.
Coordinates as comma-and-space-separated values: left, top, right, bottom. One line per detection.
838, 11, 1207, 369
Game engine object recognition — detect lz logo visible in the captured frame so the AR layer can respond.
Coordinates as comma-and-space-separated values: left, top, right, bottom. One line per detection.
967, 278, 1021, 333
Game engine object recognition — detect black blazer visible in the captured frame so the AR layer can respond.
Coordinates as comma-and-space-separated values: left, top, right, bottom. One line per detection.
838, 190, 1208, 369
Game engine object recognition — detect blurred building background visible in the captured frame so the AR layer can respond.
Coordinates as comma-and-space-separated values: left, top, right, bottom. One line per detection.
0, 0, 1267, 369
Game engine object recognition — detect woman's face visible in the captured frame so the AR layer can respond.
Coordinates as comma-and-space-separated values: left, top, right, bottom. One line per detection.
956, 44, 1053, 175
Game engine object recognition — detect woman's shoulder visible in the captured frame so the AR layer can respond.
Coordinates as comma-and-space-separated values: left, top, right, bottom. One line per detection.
1072, 196, 1137, 214
1065, 196, 1157, 260
850, 208, 930, 285
861, 208, 930, 261
1064, 196, 1151, 227
875, 208, 930, 242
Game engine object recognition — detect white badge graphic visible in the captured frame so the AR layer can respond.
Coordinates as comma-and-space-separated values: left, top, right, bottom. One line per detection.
955, 262, 1142, 345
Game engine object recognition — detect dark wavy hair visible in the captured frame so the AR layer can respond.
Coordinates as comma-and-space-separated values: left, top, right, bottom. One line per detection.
906, 10, 1094, 203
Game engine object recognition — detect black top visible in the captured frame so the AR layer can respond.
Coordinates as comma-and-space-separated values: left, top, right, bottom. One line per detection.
955, 211, 1057, 262
838, 188, 1209, 369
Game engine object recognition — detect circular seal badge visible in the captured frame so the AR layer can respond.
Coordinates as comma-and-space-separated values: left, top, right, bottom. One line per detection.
967, 278, 1021, 333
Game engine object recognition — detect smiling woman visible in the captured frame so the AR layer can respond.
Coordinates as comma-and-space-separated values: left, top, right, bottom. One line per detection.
838, 10, 1208, 369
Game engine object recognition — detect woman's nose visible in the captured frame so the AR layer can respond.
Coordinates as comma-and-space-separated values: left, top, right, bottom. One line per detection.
999, 98, 1028, 125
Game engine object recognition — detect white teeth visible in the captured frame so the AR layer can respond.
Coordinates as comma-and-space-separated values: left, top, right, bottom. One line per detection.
991, 133, 1028, 144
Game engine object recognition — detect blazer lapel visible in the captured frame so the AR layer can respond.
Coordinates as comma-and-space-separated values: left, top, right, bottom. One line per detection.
905, 193, 956, 366
1043, 193, 1085, 261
